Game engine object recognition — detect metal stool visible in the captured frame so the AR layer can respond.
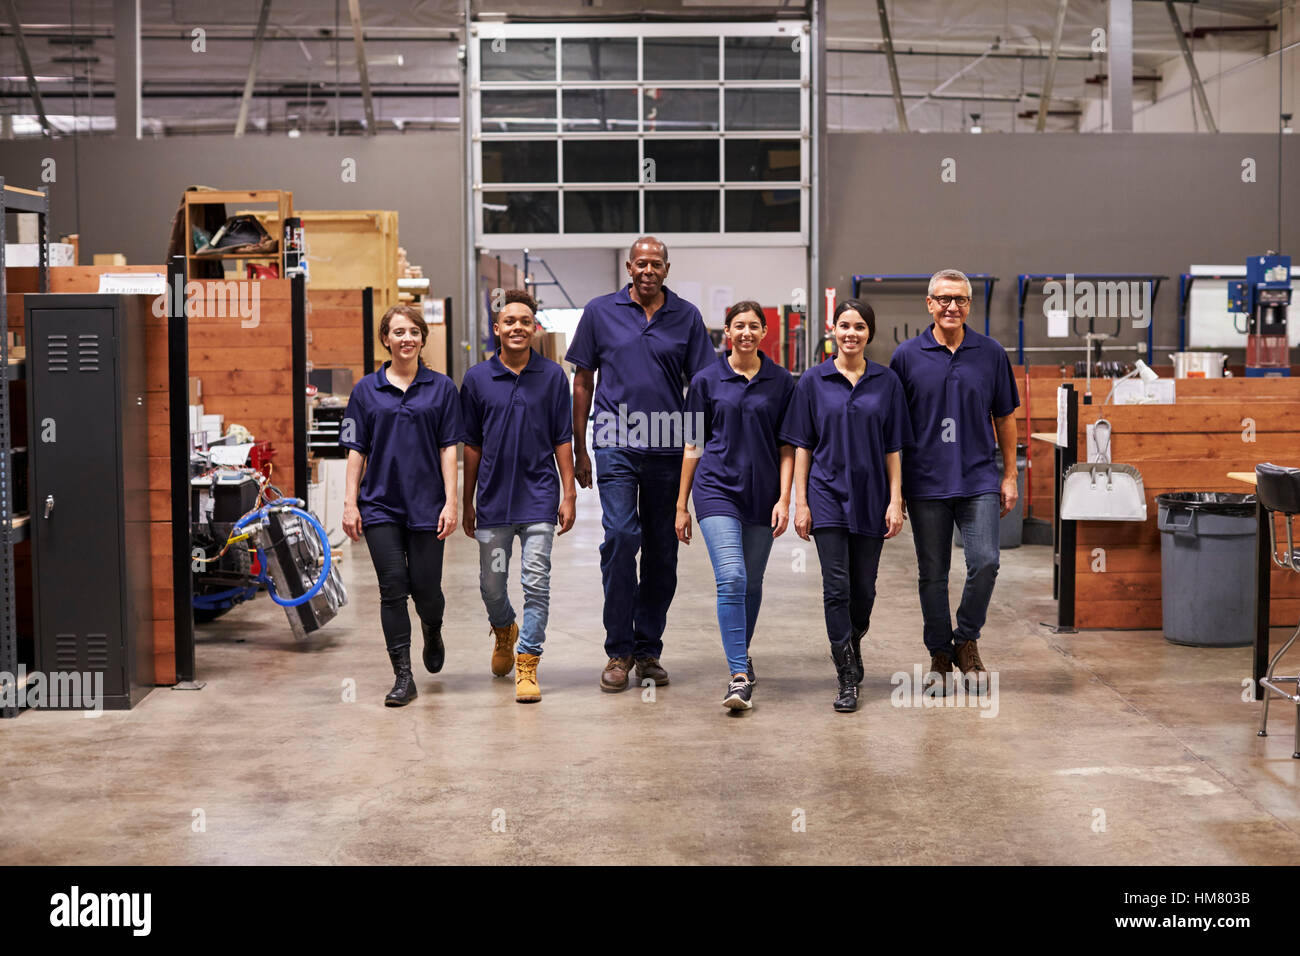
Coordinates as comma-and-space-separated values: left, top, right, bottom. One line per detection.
1255, 462, 1300, 758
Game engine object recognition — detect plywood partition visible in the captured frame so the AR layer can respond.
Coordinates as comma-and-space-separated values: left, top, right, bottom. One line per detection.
178, 278, 298, 494
306, 288, 365, 386
1062, 384, 1300, 630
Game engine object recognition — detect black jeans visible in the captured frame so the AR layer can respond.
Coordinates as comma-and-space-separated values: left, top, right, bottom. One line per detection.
812, 528, 884, 647
364, 523, 446, 653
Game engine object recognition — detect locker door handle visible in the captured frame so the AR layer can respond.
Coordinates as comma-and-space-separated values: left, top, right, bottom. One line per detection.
43, 494, 54, 518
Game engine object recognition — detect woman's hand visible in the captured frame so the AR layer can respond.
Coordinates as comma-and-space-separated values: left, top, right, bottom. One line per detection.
462, 503, 476, 538
794, 503, 812, 541
884, 499, 904, 539
675, 506, 692, 545
342, 502, 363, 542
437, 501, 459, 540
771, 498, 790, 538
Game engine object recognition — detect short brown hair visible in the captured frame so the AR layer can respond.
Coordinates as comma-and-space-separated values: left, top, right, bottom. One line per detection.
725, 300, 766, 328
498, 289, 538, 315
378, 304, 428, 353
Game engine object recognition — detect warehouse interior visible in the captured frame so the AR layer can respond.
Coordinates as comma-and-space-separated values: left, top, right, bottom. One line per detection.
0, 0, 1298, 871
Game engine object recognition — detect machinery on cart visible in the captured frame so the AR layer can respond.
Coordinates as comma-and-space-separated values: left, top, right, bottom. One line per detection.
1228, 252, 1292, 377
190, 466, 346, 638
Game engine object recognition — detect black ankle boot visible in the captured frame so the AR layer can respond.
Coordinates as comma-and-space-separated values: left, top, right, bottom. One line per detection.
385, 646, 418, 707
850, 628, 866, 685
830, 642, 859, 713
421, 621, 445, 674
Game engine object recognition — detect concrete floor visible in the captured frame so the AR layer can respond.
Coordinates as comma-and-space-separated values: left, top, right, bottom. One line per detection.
3, 480, 1300, 865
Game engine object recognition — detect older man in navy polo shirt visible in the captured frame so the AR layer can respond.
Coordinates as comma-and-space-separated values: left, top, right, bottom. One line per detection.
567, 236, 715, 693
890, 269, 1020, 696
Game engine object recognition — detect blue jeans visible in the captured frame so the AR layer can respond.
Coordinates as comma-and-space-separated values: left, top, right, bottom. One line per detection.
907, 493, 1001, 655
474, 523, 555, 656
594, 448, 681, 660
811, 528, 883, 647
698, 516, 775, 676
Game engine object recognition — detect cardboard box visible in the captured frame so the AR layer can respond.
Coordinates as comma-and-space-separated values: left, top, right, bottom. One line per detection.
93, 253, 128, 266
188, 377, 202, 404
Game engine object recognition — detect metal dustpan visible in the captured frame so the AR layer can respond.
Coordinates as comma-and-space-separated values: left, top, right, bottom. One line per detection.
1060, 462, 1149, 521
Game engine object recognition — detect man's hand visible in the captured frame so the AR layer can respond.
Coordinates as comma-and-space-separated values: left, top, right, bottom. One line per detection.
342, 503, 363, 541
1000, 473, 1019, 518
574, 447, 593, 489
462, 503, 476, 538
557, 494, 576, 535
771, 499, 790, 538
884, 500, 904, 539
437, 501, 459, 540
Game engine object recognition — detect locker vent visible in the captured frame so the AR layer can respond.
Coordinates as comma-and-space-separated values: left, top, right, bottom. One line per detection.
85, 633, 108, 670
46, 334, 69, 373
54, 633, 77, 669
77, 333, 101, 373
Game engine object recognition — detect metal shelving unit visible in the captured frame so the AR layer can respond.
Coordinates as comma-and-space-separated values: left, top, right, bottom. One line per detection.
1, 179, 50, 718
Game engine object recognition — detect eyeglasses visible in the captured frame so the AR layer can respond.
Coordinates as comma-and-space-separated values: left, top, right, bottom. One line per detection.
930, 295, 971, 308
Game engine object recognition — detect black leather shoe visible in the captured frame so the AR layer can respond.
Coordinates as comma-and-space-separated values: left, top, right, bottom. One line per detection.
830, 642, 859, 713
850, 628, 866, 684
385, 647, 418, 707
421, 621, 445, 674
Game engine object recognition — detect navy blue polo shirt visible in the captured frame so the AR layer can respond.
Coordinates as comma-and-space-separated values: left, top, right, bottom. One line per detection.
461, 349, 574, 528
779, 356, 912, 538
340, 362, 464, 530
565, 283, 715, 455
888, 324, 1020, 500
684, 350, 795, 525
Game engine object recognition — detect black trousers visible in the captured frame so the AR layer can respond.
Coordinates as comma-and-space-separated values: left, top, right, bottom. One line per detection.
364, 523, 447, 653
812, 528, 884, 647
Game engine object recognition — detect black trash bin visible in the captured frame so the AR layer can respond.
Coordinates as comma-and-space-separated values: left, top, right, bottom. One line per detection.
1155, 492, 1257, 647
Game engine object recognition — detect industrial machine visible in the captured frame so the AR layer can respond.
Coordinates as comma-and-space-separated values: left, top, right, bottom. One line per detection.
1228, 252, 1292, 377
191, 466, 346, 637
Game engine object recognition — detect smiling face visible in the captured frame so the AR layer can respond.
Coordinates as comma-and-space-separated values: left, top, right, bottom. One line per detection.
834, 309, 870, 357
494, 302, 536, 353
626, 239, 669, 301
927, 277, 972, 335
383, 314, 425, 360
726, 309, 765, 355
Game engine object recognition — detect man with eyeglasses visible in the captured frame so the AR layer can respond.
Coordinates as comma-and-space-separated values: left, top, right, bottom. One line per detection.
889, 269, 1020, 696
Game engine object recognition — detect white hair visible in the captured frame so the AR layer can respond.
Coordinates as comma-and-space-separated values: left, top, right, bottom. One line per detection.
928, 269, 972, 297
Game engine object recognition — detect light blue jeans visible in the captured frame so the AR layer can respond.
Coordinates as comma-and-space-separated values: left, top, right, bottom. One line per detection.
698, 515, 775, 677
474, 522, 556, 656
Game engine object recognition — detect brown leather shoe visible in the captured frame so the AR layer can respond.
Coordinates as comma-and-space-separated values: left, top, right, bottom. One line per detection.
600, 656, 633, 693
954, 641, 989, 694
634, 657, 670, 686
925, 650, 955, 698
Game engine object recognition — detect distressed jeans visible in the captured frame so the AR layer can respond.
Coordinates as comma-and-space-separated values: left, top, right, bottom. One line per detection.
474, 522, 556, 656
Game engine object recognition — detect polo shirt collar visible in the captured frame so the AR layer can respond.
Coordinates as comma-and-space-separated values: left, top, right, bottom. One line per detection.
376, 360, 434, 390
615, 283, 680, 316
487, 348, 543, 378
718, 349, 776, 382
921, 323, 975, 352
818, 355, 883, 380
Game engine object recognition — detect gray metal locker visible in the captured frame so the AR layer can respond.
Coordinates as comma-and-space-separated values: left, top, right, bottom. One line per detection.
25, 294, 153, 710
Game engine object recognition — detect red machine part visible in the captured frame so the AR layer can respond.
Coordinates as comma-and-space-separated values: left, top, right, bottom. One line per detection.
249, 440, 275, 478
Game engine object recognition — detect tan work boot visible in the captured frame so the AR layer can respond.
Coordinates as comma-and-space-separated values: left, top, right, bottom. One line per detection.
491, 622, 518, 677
515, 653, 541, 703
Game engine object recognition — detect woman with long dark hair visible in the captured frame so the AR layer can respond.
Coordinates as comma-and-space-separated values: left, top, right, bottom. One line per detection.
342, 304, 464, 707
781, 298, 911, 713
676, 300, 795, 712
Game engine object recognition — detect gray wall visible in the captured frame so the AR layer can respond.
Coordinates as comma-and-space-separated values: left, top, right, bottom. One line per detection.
0, 132, 463, 309
824, 133, 1300, 366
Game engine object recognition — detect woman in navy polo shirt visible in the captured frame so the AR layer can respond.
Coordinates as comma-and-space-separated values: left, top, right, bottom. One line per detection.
780, 299, 910, 714
341, 304, 464, 708
676, 301, 795, 712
